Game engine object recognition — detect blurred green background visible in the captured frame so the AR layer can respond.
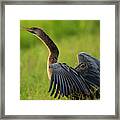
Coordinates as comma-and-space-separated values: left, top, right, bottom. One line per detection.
20, 20, 100, 100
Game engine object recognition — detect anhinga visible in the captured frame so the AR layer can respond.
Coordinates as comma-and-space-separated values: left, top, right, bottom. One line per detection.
26, 27, 100, 100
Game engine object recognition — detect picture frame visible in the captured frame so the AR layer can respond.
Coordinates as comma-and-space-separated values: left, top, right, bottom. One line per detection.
0, 0, 119, 119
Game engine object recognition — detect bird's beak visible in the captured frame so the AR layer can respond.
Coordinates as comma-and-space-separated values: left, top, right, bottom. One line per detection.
26, 28, 36, 34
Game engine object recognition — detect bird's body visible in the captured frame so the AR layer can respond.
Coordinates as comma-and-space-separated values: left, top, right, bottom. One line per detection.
26, 27, 100, 100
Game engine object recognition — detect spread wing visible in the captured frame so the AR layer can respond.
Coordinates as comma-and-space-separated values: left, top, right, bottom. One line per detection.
81, 66, 100, 88
76, 52, 100, 88
48, 63, 91, 99
80, 53, 100, 66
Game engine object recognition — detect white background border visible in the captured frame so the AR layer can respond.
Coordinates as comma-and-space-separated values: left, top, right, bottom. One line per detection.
5, 5, 115, 115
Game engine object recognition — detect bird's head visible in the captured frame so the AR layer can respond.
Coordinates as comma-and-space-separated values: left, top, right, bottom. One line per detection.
26, 27, 43, 36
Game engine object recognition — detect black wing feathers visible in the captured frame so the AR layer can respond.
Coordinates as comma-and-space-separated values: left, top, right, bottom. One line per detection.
48, 74, 54, 92
48, 63, 90, 99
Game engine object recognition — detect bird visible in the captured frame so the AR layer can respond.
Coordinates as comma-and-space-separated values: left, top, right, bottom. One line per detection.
26, 27, 100, 100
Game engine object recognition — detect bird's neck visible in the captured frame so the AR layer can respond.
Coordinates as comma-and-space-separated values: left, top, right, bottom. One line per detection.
36, 30, 59, 80
36, 29, 59, 64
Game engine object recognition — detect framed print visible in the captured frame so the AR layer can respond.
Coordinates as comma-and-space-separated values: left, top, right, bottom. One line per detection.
0, 0, 120, 119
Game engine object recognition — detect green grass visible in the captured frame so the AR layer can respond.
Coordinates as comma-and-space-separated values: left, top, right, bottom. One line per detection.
20, 20, 100, 100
